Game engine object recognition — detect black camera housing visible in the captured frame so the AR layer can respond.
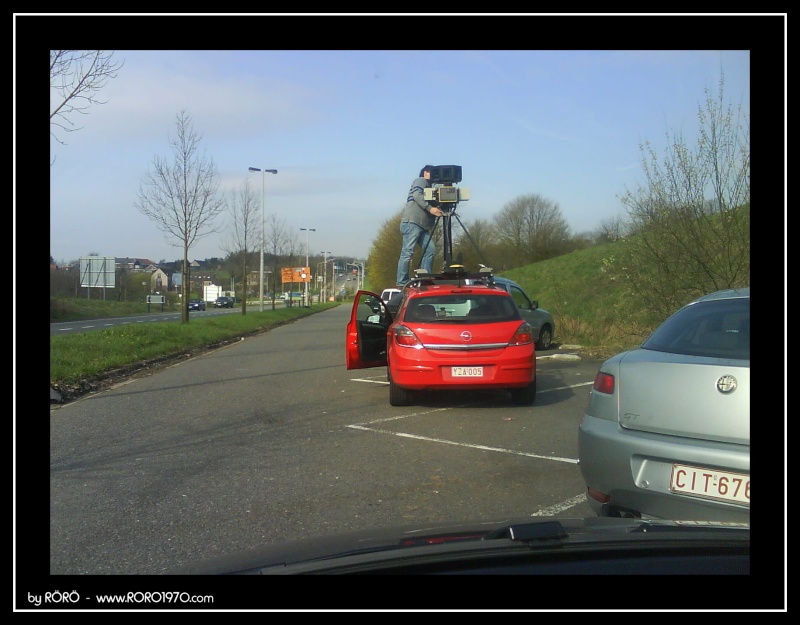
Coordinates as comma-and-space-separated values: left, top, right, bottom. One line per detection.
429, 165, 462, 185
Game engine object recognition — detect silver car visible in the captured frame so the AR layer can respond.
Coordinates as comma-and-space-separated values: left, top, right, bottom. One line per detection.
578, 287, 750, 524
490, 276, 555, 350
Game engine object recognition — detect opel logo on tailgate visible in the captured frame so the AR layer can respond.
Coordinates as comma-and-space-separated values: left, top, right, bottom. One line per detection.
716, 375, 738, 394
460, 331, 472, 342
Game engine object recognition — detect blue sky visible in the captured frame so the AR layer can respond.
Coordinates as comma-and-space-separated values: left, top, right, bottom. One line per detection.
42, 33, 758, 266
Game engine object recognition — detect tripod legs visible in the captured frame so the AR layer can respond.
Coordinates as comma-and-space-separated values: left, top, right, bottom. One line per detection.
439, 207, 492, 269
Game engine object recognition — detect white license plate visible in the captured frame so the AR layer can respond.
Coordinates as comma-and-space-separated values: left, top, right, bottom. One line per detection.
451, 366, 483, 377
670, 464, 750, 505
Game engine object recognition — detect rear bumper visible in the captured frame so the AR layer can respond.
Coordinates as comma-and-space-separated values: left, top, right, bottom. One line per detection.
578, 414, 750, 523
390, 348, 534, 391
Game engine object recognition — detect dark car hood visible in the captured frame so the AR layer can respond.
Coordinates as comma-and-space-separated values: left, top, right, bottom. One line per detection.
164, 516, 749, 575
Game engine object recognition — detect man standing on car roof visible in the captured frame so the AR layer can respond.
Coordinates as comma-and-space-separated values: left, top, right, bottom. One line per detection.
396, 165, 444, 286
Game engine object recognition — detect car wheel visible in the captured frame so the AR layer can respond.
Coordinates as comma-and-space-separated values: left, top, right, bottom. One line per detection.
536, 325, 553, 350
388, 371, 414, 406
510, 378, 537, 405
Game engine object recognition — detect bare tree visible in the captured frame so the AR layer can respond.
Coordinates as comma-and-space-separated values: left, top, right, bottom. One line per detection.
264, 212, 297, 309
493, 194, 571, 266
50, 50, 123, 153
595, 214, 628, 243
222, 178, 261, 315
452, 216, 498, 270
135, 110, 226, 323
615, 73, 750, 322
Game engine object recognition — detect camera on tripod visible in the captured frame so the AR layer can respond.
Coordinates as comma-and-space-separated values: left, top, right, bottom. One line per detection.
424, 165, 470, 206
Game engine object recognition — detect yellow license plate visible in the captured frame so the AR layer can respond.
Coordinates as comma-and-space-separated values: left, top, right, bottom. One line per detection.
670, 464, 750, 505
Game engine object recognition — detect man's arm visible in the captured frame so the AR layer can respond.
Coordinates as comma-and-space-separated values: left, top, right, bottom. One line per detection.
408, 177, 433, 211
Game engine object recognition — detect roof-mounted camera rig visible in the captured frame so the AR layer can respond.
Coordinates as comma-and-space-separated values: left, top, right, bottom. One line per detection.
420, 165, 489, 271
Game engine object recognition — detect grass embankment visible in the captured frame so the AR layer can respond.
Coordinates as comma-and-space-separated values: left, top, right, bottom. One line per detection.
499, 242, 643, 359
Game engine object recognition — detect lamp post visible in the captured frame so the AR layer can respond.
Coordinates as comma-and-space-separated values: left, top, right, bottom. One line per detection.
248, 166, 278, 311
351, 260, 364, 291
300, 227, 315, 306
321, 251, 332, 302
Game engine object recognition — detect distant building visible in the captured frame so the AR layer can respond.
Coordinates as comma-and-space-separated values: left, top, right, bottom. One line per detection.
115, 257, 157, 273
150, 268, 169, 292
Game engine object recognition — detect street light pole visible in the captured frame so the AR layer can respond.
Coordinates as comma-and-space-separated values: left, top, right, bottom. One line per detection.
321, 251, 331, 302
248, 166, 278, 311
300, 227, 316, 306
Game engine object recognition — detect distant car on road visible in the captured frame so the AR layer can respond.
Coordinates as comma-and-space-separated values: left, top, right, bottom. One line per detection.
188, 298, 206, 311
214, 296, 234, 308
380, 288, 402, 304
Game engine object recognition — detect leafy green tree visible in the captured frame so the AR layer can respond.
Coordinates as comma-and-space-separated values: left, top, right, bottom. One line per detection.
366, 210, 403, 290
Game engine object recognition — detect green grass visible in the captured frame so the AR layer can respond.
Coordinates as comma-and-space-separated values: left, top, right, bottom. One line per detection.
499, 243, 646, 358
50, 296, 167, 321
50, 302, 340, 387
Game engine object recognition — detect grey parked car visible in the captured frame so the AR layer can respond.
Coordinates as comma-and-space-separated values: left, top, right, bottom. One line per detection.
578, 287, 750, 524
489, 276, 555, 350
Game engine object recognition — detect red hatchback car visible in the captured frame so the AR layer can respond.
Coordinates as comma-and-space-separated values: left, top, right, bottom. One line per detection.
346, 267, 537, 406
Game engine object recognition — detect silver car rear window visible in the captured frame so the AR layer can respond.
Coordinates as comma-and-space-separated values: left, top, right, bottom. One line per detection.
642, 298, 749, 360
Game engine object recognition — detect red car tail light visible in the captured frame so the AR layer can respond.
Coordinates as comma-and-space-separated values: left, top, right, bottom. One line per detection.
508, 322, 533, 346
593, 371, 615, 394
393, 325, 424, 349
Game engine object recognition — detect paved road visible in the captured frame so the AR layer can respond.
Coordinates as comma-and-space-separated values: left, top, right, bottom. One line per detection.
45, 303, 601, 578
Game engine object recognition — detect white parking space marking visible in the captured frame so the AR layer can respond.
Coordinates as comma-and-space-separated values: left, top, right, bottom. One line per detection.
530, 495, 588, 516
347, 373, 593, 515
348, 422, 578, 464
347, 390, 584, 465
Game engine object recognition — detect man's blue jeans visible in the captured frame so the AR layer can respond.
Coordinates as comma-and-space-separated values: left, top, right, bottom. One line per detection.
397, 221, 435, 285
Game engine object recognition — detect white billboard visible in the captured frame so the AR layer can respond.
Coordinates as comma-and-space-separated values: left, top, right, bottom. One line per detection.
204, 284, 222, 301
80, 256, 116, 288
